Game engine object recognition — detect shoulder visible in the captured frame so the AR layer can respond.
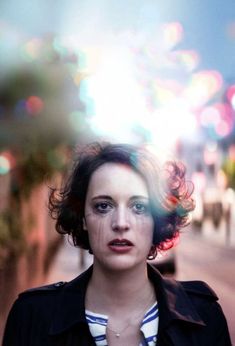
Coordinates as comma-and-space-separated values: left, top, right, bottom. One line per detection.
3, 281, 68, 345
9, 281, 68, 317
178, 280, 228, 326
179, 280, 231, 343
19, 280, 67, 298
179, 280, 218, 301
15, 281, 67, 305
177, 279, 220, 316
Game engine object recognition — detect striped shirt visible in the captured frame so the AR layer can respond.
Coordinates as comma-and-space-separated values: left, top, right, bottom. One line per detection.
85, 302, 159, 346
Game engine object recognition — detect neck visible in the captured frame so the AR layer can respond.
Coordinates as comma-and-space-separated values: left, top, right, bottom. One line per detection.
86, 261, 155, 313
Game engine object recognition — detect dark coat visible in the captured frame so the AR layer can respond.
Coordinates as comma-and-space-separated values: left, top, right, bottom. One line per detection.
3, 265, 231, 346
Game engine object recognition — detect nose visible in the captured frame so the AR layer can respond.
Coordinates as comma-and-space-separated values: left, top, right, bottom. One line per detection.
111, 207, 130, 232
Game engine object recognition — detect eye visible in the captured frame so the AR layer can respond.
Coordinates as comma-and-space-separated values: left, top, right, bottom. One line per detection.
132, 202, 149, 215
93, 202, 113, 214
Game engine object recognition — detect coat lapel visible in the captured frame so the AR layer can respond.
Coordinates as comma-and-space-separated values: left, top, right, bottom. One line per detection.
147, 265, 206, 345
49, 266, 93, 340
49, 265, 207, 345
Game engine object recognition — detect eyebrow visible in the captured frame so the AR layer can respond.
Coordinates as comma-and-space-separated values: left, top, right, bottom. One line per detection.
91, 195, 149, 201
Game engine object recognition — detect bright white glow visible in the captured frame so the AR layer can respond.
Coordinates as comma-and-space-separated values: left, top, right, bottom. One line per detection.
139, 98, 197, 149
86, 46, 148, 141
84, 47, 197, 148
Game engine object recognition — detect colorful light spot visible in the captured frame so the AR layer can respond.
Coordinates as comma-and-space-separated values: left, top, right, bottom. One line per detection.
226, 85, 235, 109
200, 106, 220, 127
20, 38, 43, 62
162, 22, 184, 49
176, 50, 200, 72
0, 155, 10, 175
185, 70, 223, 108
26, 96, 44, 115
228, 145, 235, 161
25, 38, 42, 59
216, 169, 227, 189
215, 120, 231, 137
203, 142, 218, 165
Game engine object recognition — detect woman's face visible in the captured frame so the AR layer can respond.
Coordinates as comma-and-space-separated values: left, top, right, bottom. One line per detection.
84, 163, 154, 272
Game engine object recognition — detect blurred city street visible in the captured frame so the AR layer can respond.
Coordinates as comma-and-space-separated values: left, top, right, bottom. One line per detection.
176, 228, 235, 344
45, 224, 235, 344
1, 1, 235, 344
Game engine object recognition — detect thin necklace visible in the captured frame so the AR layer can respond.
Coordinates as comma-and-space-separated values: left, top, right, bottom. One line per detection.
106, 297, 156, 338
106, 324, 130, 338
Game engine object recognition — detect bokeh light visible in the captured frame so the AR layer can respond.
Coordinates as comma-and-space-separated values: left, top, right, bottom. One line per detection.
174, 50, 200, 72
162, 22, 184, 49
0, 155, 10, 175
24, 38, 42, 61
203, 141, 218, 165
199, 102, 234, 139
226, 85, 235, 109
200, 106, 221, 127
228, 144, 235, 161
26, 96, 44, 115
184, 70, 223, 108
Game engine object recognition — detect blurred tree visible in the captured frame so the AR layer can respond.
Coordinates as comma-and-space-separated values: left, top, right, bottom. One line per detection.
0, 35, 88, 257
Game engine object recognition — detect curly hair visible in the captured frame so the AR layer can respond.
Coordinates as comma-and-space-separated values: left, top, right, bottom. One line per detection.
48, 142, 195, 251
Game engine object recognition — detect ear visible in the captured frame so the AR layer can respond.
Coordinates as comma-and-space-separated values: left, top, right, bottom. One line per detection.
83, 218, 88, 231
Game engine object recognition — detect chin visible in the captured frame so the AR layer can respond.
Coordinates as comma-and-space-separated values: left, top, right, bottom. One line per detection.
98, 256, 145, 272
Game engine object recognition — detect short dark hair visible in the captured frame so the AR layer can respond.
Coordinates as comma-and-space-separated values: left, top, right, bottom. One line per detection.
49, 142, 195, 251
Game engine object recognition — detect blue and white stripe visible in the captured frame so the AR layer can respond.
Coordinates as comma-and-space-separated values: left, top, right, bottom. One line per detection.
85, 301, 159, 346
140, 302, 159, 346
86, 310, 108, 346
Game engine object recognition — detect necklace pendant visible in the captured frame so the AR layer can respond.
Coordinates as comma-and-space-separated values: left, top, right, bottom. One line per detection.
115, 333, 120, 337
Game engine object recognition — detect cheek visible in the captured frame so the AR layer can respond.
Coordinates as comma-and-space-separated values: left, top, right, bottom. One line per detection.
86, 215, 110, 250
134, 216, 154, 243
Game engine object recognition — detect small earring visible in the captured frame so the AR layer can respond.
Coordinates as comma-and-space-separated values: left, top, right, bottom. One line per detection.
147, 245, 157, 260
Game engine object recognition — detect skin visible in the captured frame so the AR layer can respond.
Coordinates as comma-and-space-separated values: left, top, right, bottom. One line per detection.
84, 162, 154, 273
84, 163, 156, 345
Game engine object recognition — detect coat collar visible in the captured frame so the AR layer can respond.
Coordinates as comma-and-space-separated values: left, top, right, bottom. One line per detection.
49, 264, 205, 336
147, 265, 206, 330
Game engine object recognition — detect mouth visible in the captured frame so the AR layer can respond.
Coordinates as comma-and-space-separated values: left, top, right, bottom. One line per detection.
108, 239, 133, 246
108, 239, 133, 253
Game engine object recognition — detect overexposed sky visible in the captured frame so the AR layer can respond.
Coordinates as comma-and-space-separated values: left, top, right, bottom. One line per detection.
1, 0, 235, 79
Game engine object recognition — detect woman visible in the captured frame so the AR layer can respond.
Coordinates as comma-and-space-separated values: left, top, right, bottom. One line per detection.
3, 142, 231, 345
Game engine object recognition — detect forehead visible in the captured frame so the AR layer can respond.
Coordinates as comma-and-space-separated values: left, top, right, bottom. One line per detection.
87, 163, 149, 196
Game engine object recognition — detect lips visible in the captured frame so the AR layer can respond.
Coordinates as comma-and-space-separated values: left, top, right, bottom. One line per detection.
108, 239, 133, 253
108, 239, 133, 246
